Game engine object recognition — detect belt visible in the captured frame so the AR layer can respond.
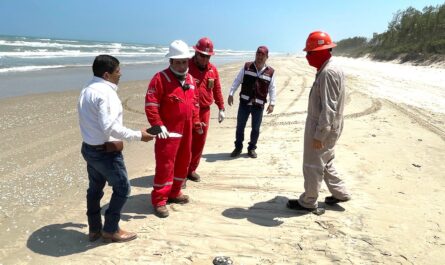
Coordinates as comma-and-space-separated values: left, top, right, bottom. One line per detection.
83, 142, 105, 151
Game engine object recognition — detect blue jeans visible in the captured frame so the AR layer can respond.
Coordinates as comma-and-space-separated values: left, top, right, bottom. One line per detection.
235, 101, 264, 151
81, 143, 131, 234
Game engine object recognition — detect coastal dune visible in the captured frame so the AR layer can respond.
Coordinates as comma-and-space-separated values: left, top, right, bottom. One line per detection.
0, 57, 444, 264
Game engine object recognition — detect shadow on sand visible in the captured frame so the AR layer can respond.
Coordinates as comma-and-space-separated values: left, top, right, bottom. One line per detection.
27, 222, 100, 257
26, 174, 159, 257
222, 196, 308, 227
202, 152, 251, 162
222, 195, 346, 226
129, 175, 154, 188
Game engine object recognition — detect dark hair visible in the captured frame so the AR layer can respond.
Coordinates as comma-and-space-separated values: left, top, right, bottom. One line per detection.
92, 55, 119, 78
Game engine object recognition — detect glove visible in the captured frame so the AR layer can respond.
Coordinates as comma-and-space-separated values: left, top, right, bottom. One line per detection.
158, 125, 169, 139
194, 122, 205, 135
218, 109, 225, 123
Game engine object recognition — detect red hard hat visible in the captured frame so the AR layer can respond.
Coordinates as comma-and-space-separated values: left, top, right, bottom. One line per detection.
193, 37, 215, 56
303, 31, 337, 51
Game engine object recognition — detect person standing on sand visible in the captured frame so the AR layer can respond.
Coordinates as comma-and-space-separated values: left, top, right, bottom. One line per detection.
227, 46, 276, 158
144, 40, 200, 218
78, 54, 153, 243
287, 31, 351, 215
185, 37, 225, 185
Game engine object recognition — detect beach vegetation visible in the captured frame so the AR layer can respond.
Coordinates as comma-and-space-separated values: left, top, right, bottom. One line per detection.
334, 3, 445, 63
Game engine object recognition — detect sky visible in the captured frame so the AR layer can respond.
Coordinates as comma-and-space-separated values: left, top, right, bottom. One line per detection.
0, 0, 444, 53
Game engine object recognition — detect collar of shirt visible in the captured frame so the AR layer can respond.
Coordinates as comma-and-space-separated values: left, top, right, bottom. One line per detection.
90, 76, 118, 92
253, 63, 267, 74
316, 58, 332, 75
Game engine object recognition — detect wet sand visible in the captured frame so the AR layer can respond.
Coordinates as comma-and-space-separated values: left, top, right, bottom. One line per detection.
0, 56, 444, 264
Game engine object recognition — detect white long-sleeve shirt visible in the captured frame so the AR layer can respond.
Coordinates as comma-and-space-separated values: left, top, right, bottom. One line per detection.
229, 63, 276, 105
78, 76, 141, 145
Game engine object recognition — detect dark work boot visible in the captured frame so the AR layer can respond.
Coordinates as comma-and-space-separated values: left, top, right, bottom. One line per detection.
167, 194, 190, 204
187, 171, 201, 182
325, 196, 350, 205
230, 148, 242, 157
154, 205, 169, 218
287, 199, 325, 216
247, 149, 257, 158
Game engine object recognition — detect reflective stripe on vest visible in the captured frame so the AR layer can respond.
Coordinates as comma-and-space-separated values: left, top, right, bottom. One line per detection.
244, 70, 257, 77
240, 94, 250, 101
259, 74, 272, 82
254, 98, 264, 104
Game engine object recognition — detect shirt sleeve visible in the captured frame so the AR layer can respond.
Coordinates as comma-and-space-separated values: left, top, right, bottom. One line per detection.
145, 73, 164, 126
97, 94, 142, 141
229, 67, 244, 96
314, 70, 340, 141
212, 67, 225, 110
192, 79, 200, 124
268, 74, 276, 105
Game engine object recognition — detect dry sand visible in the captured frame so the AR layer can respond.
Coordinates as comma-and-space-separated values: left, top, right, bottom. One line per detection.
0, 56, 444, 264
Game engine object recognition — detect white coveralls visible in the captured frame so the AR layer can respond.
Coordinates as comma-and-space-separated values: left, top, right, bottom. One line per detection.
298, 59, 351, 209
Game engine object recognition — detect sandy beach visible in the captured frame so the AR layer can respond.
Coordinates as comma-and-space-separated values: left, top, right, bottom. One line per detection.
0, 56, 444, 264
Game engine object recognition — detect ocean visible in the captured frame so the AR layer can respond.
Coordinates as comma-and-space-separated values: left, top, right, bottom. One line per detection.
0, 35, 253, 98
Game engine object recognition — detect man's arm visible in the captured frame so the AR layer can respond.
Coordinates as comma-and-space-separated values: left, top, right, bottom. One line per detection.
191, 78, 201, 127
266, 73, 276, 114
145, 73, 164, 126
96, 94, 142, 141
212, 67, 225, 110
228, 67, 244, 106
314, 71, 340, 142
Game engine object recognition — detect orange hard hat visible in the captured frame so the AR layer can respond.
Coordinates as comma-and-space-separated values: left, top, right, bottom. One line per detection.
303, 31, 336, 51
193, 37, 215, 56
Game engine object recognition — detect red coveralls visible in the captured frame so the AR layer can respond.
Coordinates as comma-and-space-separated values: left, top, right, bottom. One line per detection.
188, 58, 225, 174
145, 68, 199, 207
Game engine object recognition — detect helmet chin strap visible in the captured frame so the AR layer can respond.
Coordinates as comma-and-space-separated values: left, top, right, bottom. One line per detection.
170, 66, 189, 80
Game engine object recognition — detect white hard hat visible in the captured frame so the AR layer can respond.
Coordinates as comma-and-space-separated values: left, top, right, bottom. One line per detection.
165, 40, 192, 59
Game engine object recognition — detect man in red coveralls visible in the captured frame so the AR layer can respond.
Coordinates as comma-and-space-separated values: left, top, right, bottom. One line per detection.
145, 40, 201, 218
186, 37, 225, 184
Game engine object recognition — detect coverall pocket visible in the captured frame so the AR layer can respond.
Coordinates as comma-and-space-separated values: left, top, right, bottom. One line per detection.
165, 94, 183, 117
207, 78, 214, 89
325, 131, 339, 149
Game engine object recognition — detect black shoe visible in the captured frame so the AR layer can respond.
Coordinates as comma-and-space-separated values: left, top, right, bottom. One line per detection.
187, 171, 201, 182
247, 149, 257, 158
230, 148, 242, 157
286, 199, 325, 215
324, 196, 350, 205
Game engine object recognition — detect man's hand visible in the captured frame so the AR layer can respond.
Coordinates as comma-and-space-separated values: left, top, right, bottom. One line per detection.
194, 122, 206, 135
228, 95, 234, 106
266, 104, 274, 114
312, 139, 323, 150
140, 128, 154, 142
218, 109, 225, 123
158, 125, 169, 139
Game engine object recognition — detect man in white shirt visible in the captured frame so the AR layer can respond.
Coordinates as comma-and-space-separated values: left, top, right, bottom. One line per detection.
227, 46, 276, 158
78, 55, 153, 243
